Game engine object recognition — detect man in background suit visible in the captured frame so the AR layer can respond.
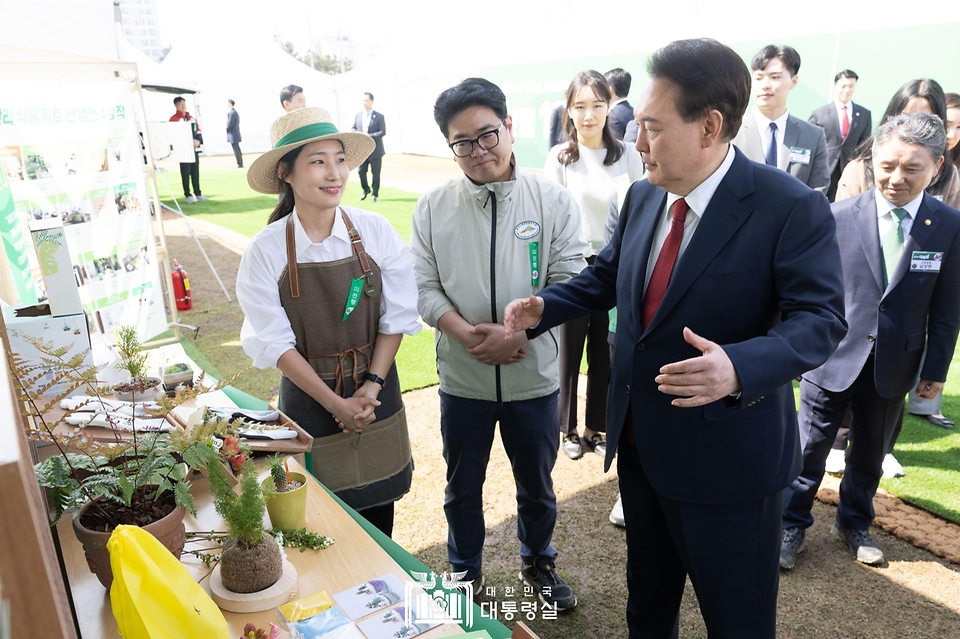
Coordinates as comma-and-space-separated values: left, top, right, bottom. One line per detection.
280, 84, 306, 113
226, 99, 242, 169
781, 113, 960, 570
505, 38, 846, 638
809, 70, 873, 201
352, 92, 386, 202
605, 68, 633, 140
733, 45, 830, 193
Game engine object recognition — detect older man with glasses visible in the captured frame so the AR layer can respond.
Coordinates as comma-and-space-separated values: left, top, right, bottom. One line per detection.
410, 77, 589, 610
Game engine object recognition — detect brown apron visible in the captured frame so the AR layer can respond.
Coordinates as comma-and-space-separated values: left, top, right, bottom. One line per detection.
276, 209, 412, 510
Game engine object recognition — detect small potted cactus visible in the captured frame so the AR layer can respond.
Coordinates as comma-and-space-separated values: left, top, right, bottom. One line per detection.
262, 456, 307, 533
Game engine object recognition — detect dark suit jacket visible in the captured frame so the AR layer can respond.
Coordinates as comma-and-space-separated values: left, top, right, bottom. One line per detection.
226, 108, 241, 144
733, 114, 830, 193
352, 110, 386, 159
548, 104, 565, 149
805, 190, 960, 397
808, 102, 871, 174
608, 100, 633, 140
533, 148, 847, 504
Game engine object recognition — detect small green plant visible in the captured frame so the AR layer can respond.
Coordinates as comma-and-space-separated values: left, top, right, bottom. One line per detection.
204, 451, 269, 548
114, 325, 149, 383
268, 455, 289, 491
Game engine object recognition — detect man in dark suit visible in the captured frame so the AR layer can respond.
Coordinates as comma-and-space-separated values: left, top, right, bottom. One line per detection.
504, 38, 846, 638
809, 70, 872, 201
780, 112, 960, 569
733, 45, 831, 193
605, 68, 633, 140
226, 99, 242, 168
352, 92, 386, 202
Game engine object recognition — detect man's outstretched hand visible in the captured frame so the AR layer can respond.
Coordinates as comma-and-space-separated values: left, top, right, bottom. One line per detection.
503, 295, 544, 339
655, 327, 741, 407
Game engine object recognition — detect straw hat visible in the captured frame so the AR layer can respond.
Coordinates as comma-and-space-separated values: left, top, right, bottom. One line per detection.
247, 107, 375, 194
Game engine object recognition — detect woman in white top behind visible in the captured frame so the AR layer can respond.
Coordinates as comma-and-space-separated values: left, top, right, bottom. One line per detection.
543, 70, 644, 464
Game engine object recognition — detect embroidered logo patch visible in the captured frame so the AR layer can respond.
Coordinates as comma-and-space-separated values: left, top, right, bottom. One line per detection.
514, 221, 540, 240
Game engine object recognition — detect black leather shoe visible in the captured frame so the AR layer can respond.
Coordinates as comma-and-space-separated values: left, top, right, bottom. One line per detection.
925, 414, 955, 429
359, 192, 369, 201
780, 527, 805, 570
832, 522, 884, 565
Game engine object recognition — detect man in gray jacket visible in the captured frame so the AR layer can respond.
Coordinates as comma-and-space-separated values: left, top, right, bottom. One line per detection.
410, 78, 588, 611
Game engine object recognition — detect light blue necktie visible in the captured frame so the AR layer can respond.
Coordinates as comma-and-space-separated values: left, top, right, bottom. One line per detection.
882, 208, 908, 286
765, 122, 778, 166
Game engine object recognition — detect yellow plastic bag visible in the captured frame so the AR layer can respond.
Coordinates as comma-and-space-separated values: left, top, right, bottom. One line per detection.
108, 524, 230, 639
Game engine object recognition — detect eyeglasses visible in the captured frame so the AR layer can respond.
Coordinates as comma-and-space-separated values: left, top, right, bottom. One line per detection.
449, 121, 504, 158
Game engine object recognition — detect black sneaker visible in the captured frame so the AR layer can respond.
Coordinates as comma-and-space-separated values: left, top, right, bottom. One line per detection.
780, 527, 805, 570
454, 573, 484, 600
831, 522, 884, 565
519, 557, 577, 611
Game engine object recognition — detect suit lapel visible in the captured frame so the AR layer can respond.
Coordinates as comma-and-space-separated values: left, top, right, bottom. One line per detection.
629, 191, 667, 307
642, 151, 753, 335
886, 194, 942, 295
852, 192, 885, 292
778, 116, 799, 171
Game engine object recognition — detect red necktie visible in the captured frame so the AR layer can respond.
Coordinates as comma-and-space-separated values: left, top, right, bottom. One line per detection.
642, 198, 688, 330
841, 105, 850, 141
626, 198, 688, 445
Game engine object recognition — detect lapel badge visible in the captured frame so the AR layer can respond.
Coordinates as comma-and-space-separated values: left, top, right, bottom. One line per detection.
925, 219, 932, 226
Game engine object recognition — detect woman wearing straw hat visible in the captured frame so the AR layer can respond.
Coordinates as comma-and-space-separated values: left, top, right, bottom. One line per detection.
237, 107, 421, 536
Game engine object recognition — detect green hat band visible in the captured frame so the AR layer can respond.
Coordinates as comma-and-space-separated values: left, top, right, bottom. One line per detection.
274, 122, 340, 149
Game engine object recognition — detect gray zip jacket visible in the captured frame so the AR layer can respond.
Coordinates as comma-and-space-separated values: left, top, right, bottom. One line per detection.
411, 164, 589, 402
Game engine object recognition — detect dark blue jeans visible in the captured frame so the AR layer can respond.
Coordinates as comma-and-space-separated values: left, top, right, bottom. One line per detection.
439, 389, 560, 579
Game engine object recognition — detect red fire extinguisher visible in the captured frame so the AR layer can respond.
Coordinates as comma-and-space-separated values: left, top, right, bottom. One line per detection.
171, 259, 193, 311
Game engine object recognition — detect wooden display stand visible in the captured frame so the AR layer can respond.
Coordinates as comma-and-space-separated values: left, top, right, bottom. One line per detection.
209, 560, 298, 613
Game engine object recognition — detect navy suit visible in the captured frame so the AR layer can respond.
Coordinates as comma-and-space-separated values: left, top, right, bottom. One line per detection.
784, 189, 960, 532
608, 100, 633, 140
808, 102, 872, 201
226, 108, 242, 167
533, 147, 846, 637
352, 109, 386, 196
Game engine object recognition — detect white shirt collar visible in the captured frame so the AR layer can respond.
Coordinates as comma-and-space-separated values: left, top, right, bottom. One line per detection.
874, 189, 922, 221
754, 108, 790, 133
292, 208, 349, 260
665, 144, 736, 217
835, 99, 852, 113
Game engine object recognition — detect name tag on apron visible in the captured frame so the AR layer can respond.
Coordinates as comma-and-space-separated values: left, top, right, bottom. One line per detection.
788, 147, 811, 165
343, 277, 364, 320
910, 251, 943, 272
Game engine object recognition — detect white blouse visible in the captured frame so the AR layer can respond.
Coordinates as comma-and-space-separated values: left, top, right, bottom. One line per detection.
237, 206, 421, 369
543, 142, 645, 254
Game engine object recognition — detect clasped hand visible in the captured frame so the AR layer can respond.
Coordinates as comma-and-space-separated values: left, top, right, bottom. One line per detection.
468, 323, 526, 365
655, 327, 741, 407
332, 381, 381, 432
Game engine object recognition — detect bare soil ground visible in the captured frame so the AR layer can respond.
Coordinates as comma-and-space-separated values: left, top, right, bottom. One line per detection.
160, 154, 960, 638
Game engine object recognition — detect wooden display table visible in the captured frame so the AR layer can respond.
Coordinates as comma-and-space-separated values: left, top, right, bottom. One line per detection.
57, 458, 463, 638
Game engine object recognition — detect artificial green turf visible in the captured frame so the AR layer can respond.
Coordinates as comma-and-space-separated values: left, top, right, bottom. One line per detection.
160, 170, 420, 242
396, 328, 439, 392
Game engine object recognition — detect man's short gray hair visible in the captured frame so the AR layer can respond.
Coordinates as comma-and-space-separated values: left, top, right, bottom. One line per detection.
873, 112, 946, 162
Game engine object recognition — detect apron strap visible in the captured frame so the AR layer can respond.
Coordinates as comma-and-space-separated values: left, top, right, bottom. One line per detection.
340, 209, 376, 293
285, 213, 300, 298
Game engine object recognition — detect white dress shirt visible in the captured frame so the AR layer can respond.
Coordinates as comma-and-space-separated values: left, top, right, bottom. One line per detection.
644, 144, 737, 292
835, 100, 853, 135
753, 109, 790, 165
875, 189, 922, 245
237, 206, 421, 369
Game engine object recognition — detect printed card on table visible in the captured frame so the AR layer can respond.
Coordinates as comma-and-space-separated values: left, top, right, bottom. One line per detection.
355, 605, 440, 639
287, 605, 364, 639
333, 574, 408, 621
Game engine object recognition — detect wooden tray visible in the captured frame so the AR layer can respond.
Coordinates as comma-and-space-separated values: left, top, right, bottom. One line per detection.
168, 404, 313, 455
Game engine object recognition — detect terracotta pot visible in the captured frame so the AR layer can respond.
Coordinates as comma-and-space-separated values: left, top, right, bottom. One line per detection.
262, 472, 308, 532
72, 500, 186, 589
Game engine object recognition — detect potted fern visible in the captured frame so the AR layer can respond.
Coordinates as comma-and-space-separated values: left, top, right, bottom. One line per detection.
202, 450, 283, 594
112, 324, 163, 400
262, 456, 307, 533
8, 332, 238, 588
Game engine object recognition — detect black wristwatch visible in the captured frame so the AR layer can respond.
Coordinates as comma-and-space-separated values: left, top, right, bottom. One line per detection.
364, 372, 386, 388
